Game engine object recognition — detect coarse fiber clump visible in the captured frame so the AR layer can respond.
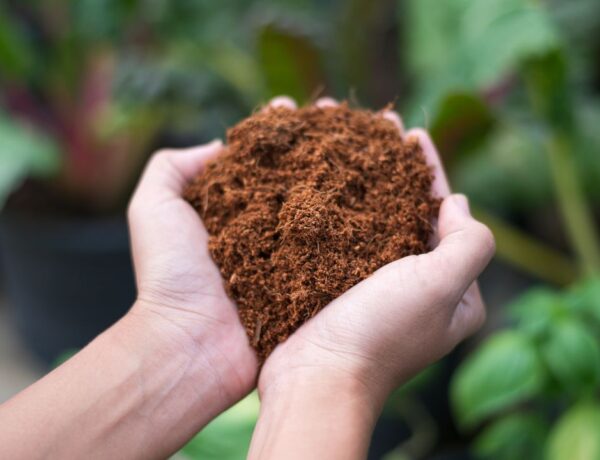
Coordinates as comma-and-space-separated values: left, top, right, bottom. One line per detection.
185, 103, 439, 360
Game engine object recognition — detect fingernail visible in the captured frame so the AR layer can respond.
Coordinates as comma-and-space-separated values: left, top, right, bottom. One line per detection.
452, 194, 470, 215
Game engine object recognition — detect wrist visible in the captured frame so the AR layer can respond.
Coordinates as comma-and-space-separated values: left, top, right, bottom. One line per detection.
259, 367, 383, 420
128, 299, 257, 399
251, 369, 380, 460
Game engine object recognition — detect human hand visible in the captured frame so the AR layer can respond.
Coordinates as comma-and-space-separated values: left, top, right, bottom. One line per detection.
127, 141, 257, 407
0, 141, 260, 460
257, 97, 495, 415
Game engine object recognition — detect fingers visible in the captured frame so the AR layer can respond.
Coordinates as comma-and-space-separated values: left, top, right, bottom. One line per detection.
267, 96, 297, 110
405, 128, 451, 198
329, 194, 493, 350
381, 111, 405, 135
266, 95, 338, 110
315, 97, 338, 108
129, 140, 225, 210
424, 195, 495, 297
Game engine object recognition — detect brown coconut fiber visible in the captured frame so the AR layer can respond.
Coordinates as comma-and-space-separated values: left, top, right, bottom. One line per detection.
184, 103, 439, 361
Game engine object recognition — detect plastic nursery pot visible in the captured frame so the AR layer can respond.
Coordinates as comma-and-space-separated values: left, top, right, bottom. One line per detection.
0, 214, 136, 366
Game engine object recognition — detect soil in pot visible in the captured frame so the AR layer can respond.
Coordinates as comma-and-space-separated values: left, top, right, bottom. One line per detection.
185, 103, 439, 360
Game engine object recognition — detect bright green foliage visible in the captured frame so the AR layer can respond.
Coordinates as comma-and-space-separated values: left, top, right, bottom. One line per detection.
546, 403, 600, 460
567, 277, 600, 323
451, 331, 545, 428
179, 392, 259, 460
474, 413, 547, 460
509, 288, 569, 337
406, 0, 559, 124
452, 278, 600, 457
540, 319, 600, 394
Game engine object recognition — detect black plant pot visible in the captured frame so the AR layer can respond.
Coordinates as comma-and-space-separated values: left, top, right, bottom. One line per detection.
0, 214, 136, 366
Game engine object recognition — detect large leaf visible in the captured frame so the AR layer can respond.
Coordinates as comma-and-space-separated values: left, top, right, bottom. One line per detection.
462, 0, 560, 87
546, 402, 600, 460
0, 114, 61, 208
451, 331, 546, 428
565, 277, 600, 325
509, 288, 567, 338
474, 413, 547, 460
179, 392, 259, 460
540, 319, 600, 394
406, 0, 560, 122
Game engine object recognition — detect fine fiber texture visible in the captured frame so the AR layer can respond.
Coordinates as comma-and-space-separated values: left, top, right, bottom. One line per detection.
185, 103, 439, 360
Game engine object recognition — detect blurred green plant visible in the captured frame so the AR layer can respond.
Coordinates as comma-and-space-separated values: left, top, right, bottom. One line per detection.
451, 277, 600, 460
178, 392, 259, 460
2, 0, 600, 457
408, 0, 600, 458
0, 0, 327, 213
405, 0, 600, 283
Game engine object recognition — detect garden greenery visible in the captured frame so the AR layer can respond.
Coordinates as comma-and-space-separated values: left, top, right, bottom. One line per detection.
3, 0, 600, 458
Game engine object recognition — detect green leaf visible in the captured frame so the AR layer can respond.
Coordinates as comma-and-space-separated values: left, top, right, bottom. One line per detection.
546, 402, 600, 460
430, 92, 495, 163
453, 124, 553, 212
474, 413, 547, 460
540, 319, 600, 393
565, 276, 600, 324
462, 0, 560, 87
451, 331, 546, 428
0, 114, 61, 208
257, 23, 324, 103
406, 0, 560, 123
524, 51, 572, 130
509, 287, 567, 337
179, 392, 259, 460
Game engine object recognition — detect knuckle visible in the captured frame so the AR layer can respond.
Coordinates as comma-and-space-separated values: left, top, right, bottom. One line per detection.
472, 221, 495, 256
469, 303, 487, 334
150, 149, 174, 167
412, 254, 453, 302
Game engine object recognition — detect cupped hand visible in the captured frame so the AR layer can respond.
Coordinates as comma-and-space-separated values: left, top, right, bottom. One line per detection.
259, 97, 496, 410
127, 140, 257, 405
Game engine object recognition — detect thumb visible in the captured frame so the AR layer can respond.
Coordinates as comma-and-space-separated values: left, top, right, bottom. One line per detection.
131, 139, 224, 207
425, 194, 495, 295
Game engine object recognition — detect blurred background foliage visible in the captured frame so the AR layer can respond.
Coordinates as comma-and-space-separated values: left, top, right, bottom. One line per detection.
1, 0, 600, 458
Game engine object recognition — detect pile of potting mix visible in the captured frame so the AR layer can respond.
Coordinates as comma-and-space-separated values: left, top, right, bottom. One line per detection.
185, 103, 439, 360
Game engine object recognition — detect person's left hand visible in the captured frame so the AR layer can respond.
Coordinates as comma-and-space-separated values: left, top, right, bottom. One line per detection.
127, 140, 258, 406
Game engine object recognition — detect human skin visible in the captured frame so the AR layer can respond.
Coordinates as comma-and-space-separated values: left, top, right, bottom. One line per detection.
249, 97, 495, 460
0, 97, 494, 460
0, 140, 257, 459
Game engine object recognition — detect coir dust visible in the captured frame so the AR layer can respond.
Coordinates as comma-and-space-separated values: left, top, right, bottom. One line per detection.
185, 103, 439, 361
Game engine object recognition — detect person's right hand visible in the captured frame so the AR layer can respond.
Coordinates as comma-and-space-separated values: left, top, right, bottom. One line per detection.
258, 98, 496, 413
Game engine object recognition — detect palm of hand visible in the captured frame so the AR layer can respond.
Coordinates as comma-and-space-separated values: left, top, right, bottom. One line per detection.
258, 104, 493, 404
128, 145, 257, 401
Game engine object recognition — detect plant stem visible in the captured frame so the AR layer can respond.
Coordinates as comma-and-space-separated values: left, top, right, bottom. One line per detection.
524, 53, 600, 277
545, 133, 600, 276
473, 207, 579, 286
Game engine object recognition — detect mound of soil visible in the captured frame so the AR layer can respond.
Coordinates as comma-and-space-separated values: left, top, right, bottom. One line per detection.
185, 103, 439, 360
